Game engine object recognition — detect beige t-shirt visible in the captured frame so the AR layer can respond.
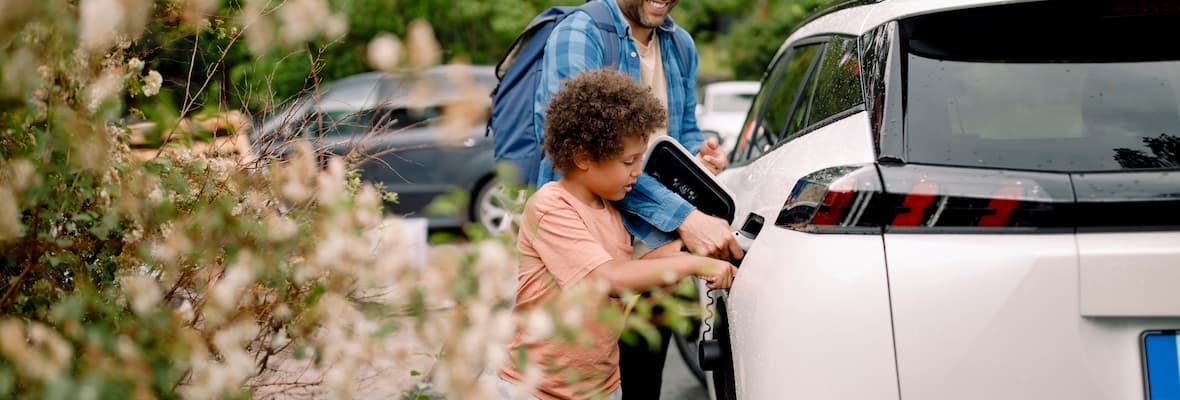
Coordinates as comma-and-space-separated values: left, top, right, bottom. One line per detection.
634, 33, 668, 138
500, 182, 632, 400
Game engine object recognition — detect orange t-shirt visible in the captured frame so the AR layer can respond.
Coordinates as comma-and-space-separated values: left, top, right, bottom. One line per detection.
499, 182, 633, 400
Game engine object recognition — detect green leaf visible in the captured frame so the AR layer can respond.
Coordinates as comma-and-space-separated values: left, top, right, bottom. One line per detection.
304, 283, 326, 306
375, 321, 399, 339
409, 370, 421, 377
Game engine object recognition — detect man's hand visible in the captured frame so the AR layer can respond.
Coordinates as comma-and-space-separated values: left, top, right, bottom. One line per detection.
696, 137, 727, 175
676, 210, 744, 261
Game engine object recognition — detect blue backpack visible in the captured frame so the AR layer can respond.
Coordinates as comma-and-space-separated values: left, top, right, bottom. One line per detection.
488, 0, 690, 186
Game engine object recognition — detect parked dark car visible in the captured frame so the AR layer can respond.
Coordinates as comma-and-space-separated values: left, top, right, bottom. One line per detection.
251, 65, 520, 233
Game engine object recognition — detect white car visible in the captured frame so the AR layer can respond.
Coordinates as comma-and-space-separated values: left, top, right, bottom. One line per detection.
698, 1, 1180, 400
697, 81, 760, 157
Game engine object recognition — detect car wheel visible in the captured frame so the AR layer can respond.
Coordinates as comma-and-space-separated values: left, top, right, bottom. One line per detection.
472, 179, 523, 236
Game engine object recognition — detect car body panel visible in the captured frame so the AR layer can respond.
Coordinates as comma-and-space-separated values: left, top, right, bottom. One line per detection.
885, 233, 1180, 400
718, 111, 875, 230
1079, 232, 1180, 317
728, 227, 897, 400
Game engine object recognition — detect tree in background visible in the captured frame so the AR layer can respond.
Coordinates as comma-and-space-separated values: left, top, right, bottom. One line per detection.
720, 0, 831, 80
130, 0, 833, 118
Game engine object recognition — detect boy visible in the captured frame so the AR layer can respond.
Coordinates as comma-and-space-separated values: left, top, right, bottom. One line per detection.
497, 69, 737, 399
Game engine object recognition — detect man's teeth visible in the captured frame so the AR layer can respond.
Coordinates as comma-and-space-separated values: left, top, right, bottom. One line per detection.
647, 1, 668, 9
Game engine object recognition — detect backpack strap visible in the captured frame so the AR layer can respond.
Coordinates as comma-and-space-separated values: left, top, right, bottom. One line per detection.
665, 29, 693, 75
579, 0, 620, 69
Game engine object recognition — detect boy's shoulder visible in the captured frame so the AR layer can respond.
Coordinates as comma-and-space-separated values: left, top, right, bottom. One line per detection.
525, 182, 575, 214
523, 182, 614, 223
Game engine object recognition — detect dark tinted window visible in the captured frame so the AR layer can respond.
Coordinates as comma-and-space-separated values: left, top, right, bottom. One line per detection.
732, 53, 788, 163
902, 2, 1180, 171
379, 107, 441, 131
761, 44, 822, 146
802, 36, 863, 134
735, 43, 821, 162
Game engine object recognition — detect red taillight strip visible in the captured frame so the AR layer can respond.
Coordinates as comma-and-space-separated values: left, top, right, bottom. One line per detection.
891, 181, 938, 226
978, 185, 1024, 227
777, 164, 1078, 233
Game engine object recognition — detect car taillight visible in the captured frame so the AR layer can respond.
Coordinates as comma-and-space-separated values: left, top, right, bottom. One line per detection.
776, 164, 1074, 233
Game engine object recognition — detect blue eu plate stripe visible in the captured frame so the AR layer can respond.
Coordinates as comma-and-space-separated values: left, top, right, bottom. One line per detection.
1145, 333, 1180, 400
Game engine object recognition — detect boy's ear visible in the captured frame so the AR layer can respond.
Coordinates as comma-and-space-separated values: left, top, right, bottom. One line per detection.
572, 154, 592, 171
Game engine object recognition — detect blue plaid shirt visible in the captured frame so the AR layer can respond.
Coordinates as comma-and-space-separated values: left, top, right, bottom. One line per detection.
533, 0, 703, 248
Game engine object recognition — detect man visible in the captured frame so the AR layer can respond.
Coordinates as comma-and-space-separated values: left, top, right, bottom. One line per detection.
533, 0, 743, 397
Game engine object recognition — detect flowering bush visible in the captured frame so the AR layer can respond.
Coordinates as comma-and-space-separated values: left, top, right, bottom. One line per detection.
0, 1, 703, 399
0, 1, 527, 398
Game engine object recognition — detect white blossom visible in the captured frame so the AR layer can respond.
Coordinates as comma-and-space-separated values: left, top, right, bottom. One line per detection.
141, 70, 162, 97
6, 159, 37, 195
120, 273, 162, 316
523, 309, 554, 341
367, 33, 402, 72
277, 0, 347, 46
79, 0, 125, 50
406, 20, 440, 69
127, 57, 144, 72
86, 70, 124, 112
315, 157, 346, 204
209, 254, 257, 318
0, 187, 21, 241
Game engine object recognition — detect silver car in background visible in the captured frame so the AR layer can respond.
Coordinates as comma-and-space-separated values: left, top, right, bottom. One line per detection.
696, 81, 759, 157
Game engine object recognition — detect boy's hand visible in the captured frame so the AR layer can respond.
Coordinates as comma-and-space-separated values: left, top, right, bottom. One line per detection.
696, 257, 738, 289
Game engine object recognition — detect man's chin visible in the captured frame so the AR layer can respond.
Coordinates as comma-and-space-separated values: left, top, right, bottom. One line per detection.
641, 16, 664, 29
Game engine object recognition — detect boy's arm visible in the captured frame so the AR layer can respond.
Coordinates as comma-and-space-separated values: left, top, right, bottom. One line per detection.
588, 253, 736, 292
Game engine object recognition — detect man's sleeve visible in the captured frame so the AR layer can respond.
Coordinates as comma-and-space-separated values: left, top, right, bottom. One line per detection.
616, 173, 694, 234
532, 207, 615, 289
675, 28, 703, 155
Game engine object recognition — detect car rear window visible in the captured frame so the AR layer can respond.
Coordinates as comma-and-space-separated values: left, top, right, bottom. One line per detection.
901, 1, 1180, 172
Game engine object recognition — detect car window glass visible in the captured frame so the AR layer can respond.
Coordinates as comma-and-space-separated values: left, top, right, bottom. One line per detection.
377, 107, 442, 131
712, 92, 757, 113
797, 36, 864, 137
786, 52, 821, 136
316, 81, 381, 113
302, 110, 377, 138
752, 43, 822, 158
903, 5, 1180, 171
733, 54, 789, 163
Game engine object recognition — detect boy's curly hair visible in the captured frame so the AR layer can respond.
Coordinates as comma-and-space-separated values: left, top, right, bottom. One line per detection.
543, 69, 666, 173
